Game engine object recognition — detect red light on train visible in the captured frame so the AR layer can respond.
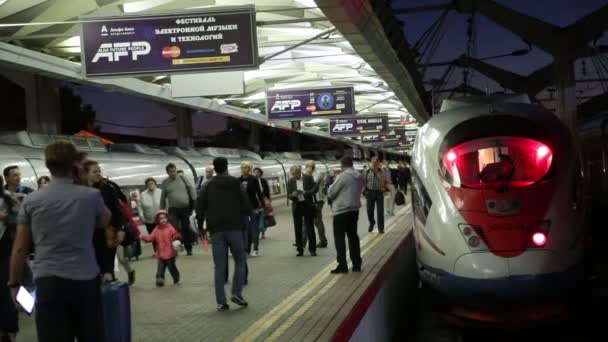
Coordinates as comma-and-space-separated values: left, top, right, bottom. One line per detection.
532, 232, 547, 247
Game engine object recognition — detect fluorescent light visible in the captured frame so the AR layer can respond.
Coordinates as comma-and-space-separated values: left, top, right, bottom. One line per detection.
56, 35, 80, 47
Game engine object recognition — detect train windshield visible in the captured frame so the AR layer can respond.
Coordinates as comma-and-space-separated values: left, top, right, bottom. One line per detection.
441, 136, 553, 189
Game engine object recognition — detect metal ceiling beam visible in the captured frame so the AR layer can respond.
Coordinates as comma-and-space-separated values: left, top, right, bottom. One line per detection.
393, 3, 452, 15
259, 27, 337, 63
314, 0, 431, 122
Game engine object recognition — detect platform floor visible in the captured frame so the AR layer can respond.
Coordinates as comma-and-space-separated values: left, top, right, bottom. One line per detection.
18, 197, 410, 342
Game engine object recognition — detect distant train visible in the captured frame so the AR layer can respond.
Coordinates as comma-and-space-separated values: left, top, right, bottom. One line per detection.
411, 95, 591, 308
0, 131, 369, 210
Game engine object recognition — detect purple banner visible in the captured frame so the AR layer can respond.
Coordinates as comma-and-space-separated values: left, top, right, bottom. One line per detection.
329, 116, 387, 136
266, 86, 355, 120
81, 6, 257, 77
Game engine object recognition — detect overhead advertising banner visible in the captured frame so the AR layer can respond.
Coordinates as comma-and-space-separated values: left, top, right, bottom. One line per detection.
266, 86, 355, 120
80, 6, 258, 77
329, 116, 388, 136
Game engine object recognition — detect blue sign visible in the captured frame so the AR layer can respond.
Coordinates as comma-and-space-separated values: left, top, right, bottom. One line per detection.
80, 6, 258, 77
329, 116, 388, 136
267, 86, 355, 120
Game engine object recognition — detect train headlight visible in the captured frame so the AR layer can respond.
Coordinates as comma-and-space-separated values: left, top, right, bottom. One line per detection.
468, 236, 481, 247
532, 232, 547, 247
462, 226, 472, 236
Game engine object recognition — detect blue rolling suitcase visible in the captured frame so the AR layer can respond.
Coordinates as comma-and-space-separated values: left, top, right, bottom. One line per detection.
101, 281, 131, 342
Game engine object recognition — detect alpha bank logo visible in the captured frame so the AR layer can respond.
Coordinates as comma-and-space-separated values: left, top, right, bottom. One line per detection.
101, 25, 108, 37
316, 93, 335, 110
92, 42, 151, 63
332, 123, 354, 132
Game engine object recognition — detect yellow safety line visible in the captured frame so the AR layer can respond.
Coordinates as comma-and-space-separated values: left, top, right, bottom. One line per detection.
234, 205, 411, 342
264, 216, 405, 341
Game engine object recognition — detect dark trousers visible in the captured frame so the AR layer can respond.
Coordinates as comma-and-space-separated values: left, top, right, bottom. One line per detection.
145, 223, 157, 252
366, 191, 385, 232
35, 276, 103, 342
156, 258, 180, 283
333, 211, 362, 269
293, 204, 316, 253
245, 212, 260, 253
211, 231, 247, 305
169, 207, 193, 253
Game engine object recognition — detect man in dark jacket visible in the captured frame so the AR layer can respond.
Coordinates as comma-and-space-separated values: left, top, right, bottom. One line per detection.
239, 162, 264, 257
287, 165, 317, 256
197, 157, 250, 311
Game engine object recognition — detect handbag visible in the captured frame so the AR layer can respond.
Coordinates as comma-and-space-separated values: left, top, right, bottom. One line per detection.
263, 215, 276, 228
394, 191, 405, 206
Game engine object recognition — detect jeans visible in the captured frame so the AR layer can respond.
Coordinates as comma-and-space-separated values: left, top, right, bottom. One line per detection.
333, 211, 362, 269
366, 191, 384, 232
35, 276, 103, 342
211, 231, 247, 305
245, 213, 260, 253
156, 258, 179, 283
293, 203, 316, 253
169, 207, 193, 253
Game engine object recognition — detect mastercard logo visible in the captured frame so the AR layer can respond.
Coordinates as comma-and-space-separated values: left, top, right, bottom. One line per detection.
306, 104, 316, 112
162, 46, 181, 58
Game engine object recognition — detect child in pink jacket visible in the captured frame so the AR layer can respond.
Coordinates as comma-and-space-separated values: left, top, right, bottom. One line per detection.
142, 210, 182, 286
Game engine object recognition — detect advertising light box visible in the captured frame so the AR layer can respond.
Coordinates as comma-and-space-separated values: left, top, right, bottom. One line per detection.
80, 6, 258, 77
329, 116, 388, 136
267, 86, 355, 120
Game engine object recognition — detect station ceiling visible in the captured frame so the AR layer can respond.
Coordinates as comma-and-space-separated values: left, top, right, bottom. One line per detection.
0, 0, 420, 154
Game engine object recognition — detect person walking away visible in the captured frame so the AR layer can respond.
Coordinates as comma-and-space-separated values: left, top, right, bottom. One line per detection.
198, 157, 250, 311
239, 162, 263, 257
160, 163, 197, 256
287, 165, 317, 257
364, 157, 389, 233
8, 140, 111, 342
37, 176, 50, 190
327, 156, 365, 274
384, 163, 397, 216
304, 161, 328, 248
324, 170, 337, 198
3, 166, 33, 203
253, 167, 270, 240
0, 176, 20, 342
83, 160, 133, 284
142, 210, 181, 286
401, 164, 411, 194
195, 166, 214, 191
140, 177, 162, 253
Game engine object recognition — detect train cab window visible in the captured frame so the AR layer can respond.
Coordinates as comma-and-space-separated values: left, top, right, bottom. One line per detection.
440, 136, 553, 189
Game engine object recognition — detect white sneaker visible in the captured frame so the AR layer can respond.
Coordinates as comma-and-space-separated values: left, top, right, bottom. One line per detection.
252, 250, 259, 257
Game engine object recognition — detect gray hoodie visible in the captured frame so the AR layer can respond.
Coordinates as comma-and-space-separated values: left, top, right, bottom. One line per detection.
327, 168, 365, 216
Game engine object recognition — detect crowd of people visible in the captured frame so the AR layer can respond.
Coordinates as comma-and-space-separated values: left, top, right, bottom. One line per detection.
0, 138, 411, 341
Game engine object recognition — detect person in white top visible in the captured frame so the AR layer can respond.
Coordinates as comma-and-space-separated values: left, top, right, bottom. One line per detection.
139, 177, 162, 252
384, 163, 396, 216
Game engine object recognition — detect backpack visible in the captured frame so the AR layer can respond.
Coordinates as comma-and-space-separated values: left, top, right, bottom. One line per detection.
395, 191, 405, 206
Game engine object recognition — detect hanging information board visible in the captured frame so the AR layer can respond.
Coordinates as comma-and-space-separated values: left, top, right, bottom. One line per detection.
266, 86, 355, 120
329, 116, 388, 136
80, 6, 258, 77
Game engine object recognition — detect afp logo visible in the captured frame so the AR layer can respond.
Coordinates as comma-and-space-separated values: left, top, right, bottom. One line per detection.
332, 123, 353, 132
270, 100, 301, 112
92, 42, 151, 63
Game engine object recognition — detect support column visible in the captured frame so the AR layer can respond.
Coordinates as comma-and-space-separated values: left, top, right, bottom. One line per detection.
175, 107, 193, 148
0, 69, 61, 134
554, 55, 578, 133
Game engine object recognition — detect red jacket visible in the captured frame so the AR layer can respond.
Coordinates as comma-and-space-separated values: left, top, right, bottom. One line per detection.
142, 211, 181, 260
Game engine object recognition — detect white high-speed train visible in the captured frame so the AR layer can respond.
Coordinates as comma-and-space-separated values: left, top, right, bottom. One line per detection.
411, 95, 585, 306
0, 131, 367, 209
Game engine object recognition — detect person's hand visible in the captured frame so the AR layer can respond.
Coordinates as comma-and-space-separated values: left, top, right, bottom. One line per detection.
13, 192, 26, 199
102, 273, 113, 283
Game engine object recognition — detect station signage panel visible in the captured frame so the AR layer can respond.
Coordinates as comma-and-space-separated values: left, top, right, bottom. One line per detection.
329, 116, 388, 136
266, 86, 355, 120
80, 6, 258, 77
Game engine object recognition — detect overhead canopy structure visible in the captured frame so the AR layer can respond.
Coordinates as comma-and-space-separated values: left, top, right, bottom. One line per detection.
0, 0, 421, 154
